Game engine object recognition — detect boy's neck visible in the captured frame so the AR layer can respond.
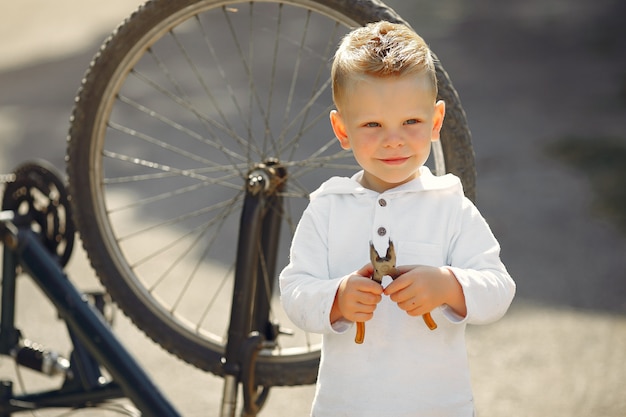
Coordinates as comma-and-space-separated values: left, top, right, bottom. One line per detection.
359, 170, 421, 193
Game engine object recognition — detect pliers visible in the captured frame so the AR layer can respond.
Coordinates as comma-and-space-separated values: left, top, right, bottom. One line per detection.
355, 240, 437, 344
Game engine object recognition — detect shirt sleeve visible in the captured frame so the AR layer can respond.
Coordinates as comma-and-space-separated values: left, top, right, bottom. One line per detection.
446, 196, 516, 325
279, 200, 346, 334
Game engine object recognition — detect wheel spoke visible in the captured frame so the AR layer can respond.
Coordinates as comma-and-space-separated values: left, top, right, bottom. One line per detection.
102, 150, 243, 193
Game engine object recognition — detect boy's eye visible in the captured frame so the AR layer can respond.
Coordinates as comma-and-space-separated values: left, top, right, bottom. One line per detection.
404, 119, 419, 125
365, 122, 380, 128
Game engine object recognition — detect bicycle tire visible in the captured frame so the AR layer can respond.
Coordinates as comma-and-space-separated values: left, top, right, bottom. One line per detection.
67, 0, 475, 387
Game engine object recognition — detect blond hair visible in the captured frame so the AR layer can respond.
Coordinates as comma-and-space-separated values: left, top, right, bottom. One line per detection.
331, 21, 437, 109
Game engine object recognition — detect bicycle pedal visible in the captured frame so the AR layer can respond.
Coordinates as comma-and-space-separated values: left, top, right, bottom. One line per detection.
13, 339, 71, 377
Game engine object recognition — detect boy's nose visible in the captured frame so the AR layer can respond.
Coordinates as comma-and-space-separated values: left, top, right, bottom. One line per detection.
382, 131, 403, 147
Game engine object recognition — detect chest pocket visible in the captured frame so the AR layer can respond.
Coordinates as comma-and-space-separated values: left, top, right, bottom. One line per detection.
396, 241, 445, 268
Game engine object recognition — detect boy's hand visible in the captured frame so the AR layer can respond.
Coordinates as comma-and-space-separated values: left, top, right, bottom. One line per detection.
330, 264, 383, 324
384, 265, 467, 318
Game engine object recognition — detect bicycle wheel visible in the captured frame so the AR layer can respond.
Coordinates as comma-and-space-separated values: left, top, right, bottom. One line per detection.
67, 0, 475, 386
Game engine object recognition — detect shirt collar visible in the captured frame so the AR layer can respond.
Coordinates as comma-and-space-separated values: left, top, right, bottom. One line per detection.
310, 166, 462, 200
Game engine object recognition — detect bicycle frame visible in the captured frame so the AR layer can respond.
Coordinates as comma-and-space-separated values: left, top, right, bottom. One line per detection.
220, 161, 286, 417
0, 215, 181, 417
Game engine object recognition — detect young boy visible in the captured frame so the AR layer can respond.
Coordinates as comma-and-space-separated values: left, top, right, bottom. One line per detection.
279, 21, 515, 417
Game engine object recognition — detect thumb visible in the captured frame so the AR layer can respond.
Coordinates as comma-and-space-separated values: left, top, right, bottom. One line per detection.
356, 263, 374, 279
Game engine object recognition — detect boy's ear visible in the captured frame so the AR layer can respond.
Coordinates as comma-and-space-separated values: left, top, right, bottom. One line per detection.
330, 110, 350, 149
431, 100, 446, 141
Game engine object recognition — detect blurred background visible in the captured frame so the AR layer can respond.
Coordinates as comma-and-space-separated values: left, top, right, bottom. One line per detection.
1, 0, 625, 416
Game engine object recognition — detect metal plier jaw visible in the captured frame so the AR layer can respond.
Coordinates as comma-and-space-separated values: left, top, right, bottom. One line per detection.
369, 240, 399, 284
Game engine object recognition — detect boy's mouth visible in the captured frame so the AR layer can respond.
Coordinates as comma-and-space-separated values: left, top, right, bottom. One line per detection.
380, 156, 409, 165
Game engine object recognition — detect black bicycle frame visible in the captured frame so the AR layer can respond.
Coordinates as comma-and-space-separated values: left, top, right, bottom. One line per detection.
220, 161, 286, 417
0, 219, 181, 417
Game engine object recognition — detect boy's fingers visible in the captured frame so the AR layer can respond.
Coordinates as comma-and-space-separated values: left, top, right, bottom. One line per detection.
350, 265, 383, 295
360, 279, 384, 295
359, 290, 382, 305
383, 274, 411, 295
394, 264, 417, 275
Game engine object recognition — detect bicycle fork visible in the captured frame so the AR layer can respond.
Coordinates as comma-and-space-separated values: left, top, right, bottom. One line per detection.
220, 161, 286, 417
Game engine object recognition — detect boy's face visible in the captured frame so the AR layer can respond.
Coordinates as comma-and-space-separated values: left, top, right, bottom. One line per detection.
330, 73, 445, 193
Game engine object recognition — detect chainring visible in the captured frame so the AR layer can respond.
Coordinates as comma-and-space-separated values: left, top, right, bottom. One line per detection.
1, 161, 75, 266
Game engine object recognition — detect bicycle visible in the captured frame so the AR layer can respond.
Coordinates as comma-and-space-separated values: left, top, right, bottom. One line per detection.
1, 0, 475, 415
0, 161, 180, 416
